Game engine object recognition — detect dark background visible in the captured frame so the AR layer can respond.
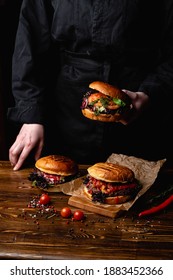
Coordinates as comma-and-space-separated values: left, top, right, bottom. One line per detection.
0, 0, 173, 166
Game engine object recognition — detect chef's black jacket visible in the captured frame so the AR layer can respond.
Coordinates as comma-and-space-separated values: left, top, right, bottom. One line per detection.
7, 0, 173, 164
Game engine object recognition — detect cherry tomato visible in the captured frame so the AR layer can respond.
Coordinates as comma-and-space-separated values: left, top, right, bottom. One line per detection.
39, 193, 51, 205
73, 210, 84, 221
60, 207, 72, 218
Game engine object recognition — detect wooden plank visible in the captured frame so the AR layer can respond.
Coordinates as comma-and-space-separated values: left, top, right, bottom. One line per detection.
0, 161, 173, 260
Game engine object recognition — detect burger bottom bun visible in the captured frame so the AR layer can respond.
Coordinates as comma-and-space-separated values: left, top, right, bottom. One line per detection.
83, 186, 131, 205
82, 108, 121, 122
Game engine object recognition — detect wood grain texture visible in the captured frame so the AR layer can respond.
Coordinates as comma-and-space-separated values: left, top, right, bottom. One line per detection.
0, 161, 173, 260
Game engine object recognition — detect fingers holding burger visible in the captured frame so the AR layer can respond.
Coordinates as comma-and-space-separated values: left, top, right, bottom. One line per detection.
119, 90, 150, 125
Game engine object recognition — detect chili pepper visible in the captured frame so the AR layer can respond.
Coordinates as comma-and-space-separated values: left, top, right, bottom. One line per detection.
138, 195, 173, 217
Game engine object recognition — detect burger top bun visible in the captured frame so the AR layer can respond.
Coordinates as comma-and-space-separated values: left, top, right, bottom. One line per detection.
89, 81, 131, 104
87, 162, 134, 183
35, 155, 78, 176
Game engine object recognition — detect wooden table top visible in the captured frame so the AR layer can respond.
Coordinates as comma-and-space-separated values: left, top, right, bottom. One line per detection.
0, 161, 173, 260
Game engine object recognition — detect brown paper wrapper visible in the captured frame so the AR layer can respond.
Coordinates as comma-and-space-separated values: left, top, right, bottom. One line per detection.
106, 154, 166, 210
47, 154, 166, 217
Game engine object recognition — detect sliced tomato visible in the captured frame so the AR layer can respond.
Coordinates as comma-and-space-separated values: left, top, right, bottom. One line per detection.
88, 92, 105, 103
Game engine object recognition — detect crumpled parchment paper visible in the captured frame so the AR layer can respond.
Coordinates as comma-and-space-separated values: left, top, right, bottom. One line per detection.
59, 154, 166, 214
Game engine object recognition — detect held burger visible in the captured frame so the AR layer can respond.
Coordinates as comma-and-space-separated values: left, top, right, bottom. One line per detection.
28, 155, 78, 189
81, 81, 131, 122
83, 162, 142, 204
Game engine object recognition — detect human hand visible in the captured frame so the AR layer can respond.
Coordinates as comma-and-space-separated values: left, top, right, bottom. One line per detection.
9, 123, 44, 170
119, 90, 150, 125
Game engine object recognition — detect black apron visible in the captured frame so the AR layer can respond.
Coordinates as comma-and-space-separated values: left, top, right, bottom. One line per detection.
44, 50, 154, 164
44, 51, 113, 163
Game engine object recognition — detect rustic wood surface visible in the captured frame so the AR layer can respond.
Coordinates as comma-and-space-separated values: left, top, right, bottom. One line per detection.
0, 161, 173, 260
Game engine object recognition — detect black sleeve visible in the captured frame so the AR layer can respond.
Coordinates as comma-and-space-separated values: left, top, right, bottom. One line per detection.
139, 0, 173, 106
7, 0, 54, 124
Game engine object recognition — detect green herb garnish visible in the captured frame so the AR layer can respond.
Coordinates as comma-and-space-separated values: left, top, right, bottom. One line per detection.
113, 98, 126, 107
